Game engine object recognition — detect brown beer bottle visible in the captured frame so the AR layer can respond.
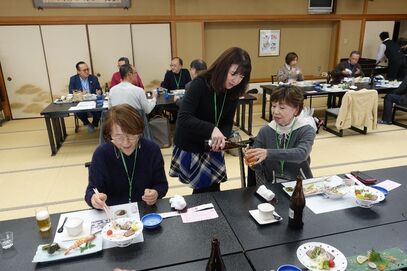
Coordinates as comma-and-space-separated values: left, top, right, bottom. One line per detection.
206, 237, 226, 271
204, 139, 246, 151
288, 175, 306, 229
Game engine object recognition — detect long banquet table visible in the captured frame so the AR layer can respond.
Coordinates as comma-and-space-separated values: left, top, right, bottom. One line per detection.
1, 166, 406, 270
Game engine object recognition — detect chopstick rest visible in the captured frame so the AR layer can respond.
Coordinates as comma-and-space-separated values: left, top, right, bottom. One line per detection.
256, 185, 275, 201
169, 195, 187, 210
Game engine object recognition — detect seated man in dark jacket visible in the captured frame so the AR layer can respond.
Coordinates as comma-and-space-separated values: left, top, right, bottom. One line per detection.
379, 75, 407, 124
69, 61, 102, 133
330, 51, 364, 84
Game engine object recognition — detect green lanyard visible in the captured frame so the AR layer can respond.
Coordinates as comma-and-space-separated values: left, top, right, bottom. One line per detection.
275, 119, 297, 176
173, 71, 182, 89
214, 92, 227, 127
119, 147, 138, 203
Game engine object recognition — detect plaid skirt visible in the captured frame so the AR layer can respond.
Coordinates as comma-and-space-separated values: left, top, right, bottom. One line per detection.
169, 145, 227, 189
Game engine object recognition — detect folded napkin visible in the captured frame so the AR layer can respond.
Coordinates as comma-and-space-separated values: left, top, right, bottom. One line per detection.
256, 185, 275, 201
169, 195, 187, 211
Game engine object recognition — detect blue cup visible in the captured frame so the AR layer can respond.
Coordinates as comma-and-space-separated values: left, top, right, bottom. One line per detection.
96, 95, 104, 107
164, 89, 169, 99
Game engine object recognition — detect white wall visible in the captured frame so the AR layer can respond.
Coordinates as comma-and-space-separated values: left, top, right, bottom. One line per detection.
362, 21, 395, 61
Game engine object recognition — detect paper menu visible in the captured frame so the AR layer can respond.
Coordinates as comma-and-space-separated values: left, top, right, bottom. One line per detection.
181, 208, 218, 223
375, 180, 401, 191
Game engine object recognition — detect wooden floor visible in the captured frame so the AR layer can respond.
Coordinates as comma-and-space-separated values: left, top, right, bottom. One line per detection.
1, 95, 407, 221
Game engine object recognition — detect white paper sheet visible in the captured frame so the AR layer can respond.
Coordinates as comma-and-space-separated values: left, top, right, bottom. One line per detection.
375, 179, 401, 191
54, 202, 143, 249
181, 208, 218, 223
69, 101, 96, 111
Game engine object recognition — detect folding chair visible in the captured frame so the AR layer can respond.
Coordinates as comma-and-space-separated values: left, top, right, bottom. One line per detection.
392, 104, 407, 128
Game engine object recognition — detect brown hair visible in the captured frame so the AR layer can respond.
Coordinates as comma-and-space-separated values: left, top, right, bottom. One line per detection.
102, 104, 144, 140
270, 86, 304, 115
285, 52, 298, 65
202, 47, 252, 99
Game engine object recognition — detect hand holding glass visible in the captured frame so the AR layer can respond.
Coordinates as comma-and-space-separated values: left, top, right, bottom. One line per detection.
244, 146, 257, 166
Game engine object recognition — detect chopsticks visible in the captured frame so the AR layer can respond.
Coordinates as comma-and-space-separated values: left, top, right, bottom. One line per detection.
93, 188, 114, 221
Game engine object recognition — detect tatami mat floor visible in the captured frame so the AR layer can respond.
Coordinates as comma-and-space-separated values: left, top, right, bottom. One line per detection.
1, 96, 407, 221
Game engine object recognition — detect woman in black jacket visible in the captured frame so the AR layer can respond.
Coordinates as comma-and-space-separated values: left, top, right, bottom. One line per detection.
169, 47, 252, 193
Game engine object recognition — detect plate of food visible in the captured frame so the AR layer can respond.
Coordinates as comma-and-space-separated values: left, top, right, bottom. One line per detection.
296, 242, 347, 271
354, 186, 385, 208
323, 185, 350, 199
101, 217, 143, 247
283, 182, 325, 197
32, 234, 102, 263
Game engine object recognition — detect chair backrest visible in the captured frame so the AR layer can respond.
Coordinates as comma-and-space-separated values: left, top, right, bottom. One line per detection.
336, 89, 378, 130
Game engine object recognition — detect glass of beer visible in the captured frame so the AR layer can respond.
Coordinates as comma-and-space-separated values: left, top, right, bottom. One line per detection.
244, 146, 257, 167
35, 206, 51, 232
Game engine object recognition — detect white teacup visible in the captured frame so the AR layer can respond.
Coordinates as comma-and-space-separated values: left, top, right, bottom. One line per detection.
65, 217, 83, 237
257, 203, 275, 221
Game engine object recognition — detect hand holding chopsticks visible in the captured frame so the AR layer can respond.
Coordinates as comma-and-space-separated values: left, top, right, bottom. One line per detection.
92, 188, 114, 221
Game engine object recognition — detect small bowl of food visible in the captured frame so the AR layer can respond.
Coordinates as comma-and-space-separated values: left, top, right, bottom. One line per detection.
114, 209, 127, 218
323, 185, 350, 199
102, 218, 143, 247
354, 187, 385, 208
65, 217, 84, 237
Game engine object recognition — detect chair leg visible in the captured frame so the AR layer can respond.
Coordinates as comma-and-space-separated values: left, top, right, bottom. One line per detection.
392, 106, 407, 128
323, 111, 343, 137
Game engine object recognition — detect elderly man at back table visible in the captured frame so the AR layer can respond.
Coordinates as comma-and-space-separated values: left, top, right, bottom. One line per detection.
331, 51, 364, 84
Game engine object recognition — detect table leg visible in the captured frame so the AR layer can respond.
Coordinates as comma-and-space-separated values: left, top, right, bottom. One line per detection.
51, 117, 62, 151
235, 103, 241, 126
241, 102, 246, 132
61, 118, 67, 138
261, 90, 266, 120
248, 101, 253, 135
44, 116, 57, 156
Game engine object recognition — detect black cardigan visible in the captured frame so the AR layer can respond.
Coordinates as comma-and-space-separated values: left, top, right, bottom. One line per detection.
174, 76, 239, 153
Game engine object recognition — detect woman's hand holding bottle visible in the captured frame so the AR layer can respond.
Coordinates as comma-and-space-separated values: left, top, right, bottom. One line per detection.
210, 127, 226, 151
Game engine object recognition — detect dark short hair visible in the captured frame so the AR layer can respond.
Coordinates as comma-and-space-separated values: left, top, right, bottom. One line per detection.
270, 86, 304, 116
119, 64, 133, 79
398, 37, 407, 47
379, 32, 389, 41
103, 104, 144, 140
172, 57, 183, 66
349, 50, 361, 57
118, 57, 130, 65
75, 61, 86, 71
202, 47, 251, 99
190, 59, 207, 71
285, 52, 298, 65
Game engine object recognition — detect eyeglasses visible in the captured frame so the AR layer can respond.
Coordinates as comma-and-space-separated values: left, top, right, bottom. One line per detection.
81, 68, 89, 72
111, 134, 141, 143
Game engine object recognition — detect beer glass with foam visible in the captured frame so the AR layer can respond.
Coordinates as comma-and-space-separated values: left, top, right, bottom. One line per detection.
35, 206, 51, 232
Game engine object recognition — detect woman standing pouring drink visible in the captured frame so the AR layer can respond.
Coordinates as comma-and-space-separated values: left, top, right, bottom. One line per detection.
85, 104, 168, 208
170, 47, 252, 193
245, 86, 316, 183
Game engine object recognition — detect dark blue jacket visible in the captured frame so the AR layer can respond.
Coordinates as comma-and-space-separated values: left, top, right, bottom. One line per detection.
85, 138, 168, 207
69, 74, 101, 94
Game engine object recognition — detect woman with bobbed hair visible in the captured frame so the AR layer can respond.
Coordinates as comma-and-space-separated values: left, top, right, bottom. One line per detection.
276, 52, 304, 83
85, 104, 168, 208
245, 86, 316, 183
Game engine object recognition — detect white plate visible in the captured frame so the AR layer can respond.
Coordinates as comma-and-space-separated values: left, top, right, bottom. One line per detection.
249, 209, 282, 225
101, 218, 143, 247
32, 234, 102, 263
354, 186, 385, 208
296, 242, 347, 271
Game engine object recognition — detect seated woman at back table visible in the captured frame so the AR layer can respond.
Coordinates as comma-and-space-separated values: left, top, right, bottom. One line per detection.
276, 52, 304, 83
245, 86, 316, 183
85, 104, 168, 208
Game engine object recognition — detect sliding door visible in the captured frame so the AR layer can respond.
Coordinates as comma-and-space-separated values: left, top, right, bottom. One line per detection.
41, 25, 90, 99
0, 26, 51, 118
88, 24, 133, 88
131, 24, 172, 90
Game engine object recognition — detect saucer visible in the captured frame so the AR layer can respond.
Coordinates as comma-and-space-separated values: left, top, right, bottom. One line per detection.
249, 209, 282, 225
